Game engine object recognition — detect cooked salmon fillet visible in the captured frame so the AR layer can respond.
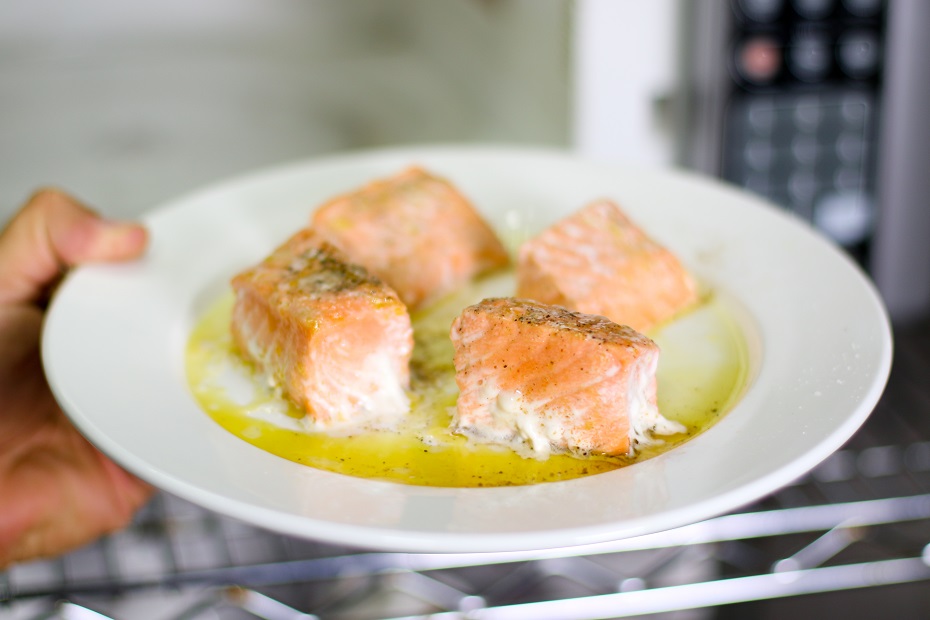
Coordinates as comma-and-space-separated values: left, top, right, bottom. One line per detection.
517, 200, 699, 333
230, 228, 414, 429
450, 297, 684, 459
310, 166, 510, 311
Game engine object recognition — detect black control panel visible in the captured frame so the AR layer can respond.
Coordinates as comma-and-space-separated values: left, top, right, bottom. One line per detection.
721, 0, 885, 263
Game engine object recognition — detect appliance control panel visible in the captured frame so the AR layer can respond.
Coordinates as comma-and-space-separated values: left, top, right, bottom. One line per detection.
720, 0, 884, 263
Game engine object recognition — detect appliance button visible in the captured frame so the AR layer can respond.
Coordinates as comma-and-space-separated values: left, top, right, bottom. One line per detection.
834, 167, 863, 191
814, 190, 873, 245
787, 31, 833, 82
793, 99, 823, 131
841, 0, 882, 17
836, 133, 866, 163
840, 95, 870, 125
736, 0, 785, 22
747, 100, 777, 133
792, 135, 820, 164
745, 140, 776, 170
837, 30, 881, 79
789, 170, 819, 206
743, 172, 772, 196
736, 36, 783, 84
793, 0, 834, 20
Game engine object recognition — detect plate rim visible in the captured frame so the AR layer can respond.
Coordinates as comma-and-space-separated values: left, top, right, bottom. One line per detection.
42, 143, 894, 552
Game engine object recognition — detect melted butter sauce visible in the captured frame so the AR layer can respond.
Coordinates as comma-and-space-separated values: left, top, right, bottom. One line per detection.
186, 273, 748, 487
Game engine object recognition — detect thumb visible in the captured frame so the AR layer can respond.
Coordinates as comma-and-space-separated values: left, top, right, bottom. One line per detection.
0, 189, 148, 306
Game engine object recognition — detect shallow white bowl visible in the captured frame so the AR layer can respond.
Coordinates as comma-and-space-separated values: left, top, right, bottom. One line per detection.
43, 145, 892, 553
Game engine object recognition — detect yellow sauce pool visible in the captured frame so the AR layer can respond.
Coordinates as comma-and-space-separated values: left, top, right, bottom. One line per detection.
186, 274, 748, 487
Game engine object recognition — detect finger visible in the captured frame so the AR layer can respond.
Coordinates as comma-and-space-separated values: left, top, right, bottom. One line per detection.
0, 189, 148, 306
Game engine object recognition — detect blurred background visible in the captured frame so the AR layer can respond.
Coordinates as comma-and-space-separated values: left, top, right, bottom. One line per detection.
2, 0, 930, 618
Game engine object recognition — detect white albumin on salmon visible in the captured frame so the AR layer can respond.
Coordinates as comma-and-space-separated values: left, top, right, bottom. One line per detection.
450, 297, 685, 460
230, 228, 414, 430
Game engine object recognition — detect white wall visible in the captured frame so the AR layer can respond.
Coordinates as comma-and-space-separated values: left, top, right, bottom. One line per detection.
571, 0, 684, 166
0, 0, 570, 223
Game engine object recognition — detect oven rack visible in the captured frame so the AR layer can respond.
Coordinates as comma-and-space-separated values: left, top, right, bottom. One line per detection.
3, 324, 929, 619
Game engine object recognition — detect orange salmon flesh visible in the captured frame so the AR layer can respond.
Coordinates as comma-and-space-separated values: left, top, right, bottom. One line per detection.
230, 228, 414, 429
517, 199, 698, 334
311, 166, 511, 311
450, 297, 681, 459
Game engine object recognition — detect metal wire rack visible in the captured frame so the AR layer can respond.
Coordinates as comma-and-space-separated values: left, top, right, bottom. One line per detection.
3, 321, 930, 620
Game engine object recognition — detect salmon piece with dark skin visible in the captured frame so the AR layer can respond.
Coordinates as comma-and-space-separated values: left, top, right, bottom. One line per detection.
517, 200, 699, 334
310, 166, 510, 311
230, 228, 414, 429
450, 297, 684, 459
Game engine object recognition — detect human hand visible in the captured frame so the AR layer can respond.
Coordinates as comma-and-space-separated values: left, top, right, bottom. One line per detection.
0, 189, 154, 569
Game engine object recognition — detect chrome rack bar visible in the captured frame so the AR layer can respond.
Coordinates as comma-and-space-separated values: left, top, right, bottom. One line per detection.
7, 493, 930, 601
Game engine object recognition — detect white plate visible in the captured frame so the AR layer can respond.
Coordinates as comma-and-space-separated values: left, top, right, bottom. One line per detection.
43, 145, 892, 553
